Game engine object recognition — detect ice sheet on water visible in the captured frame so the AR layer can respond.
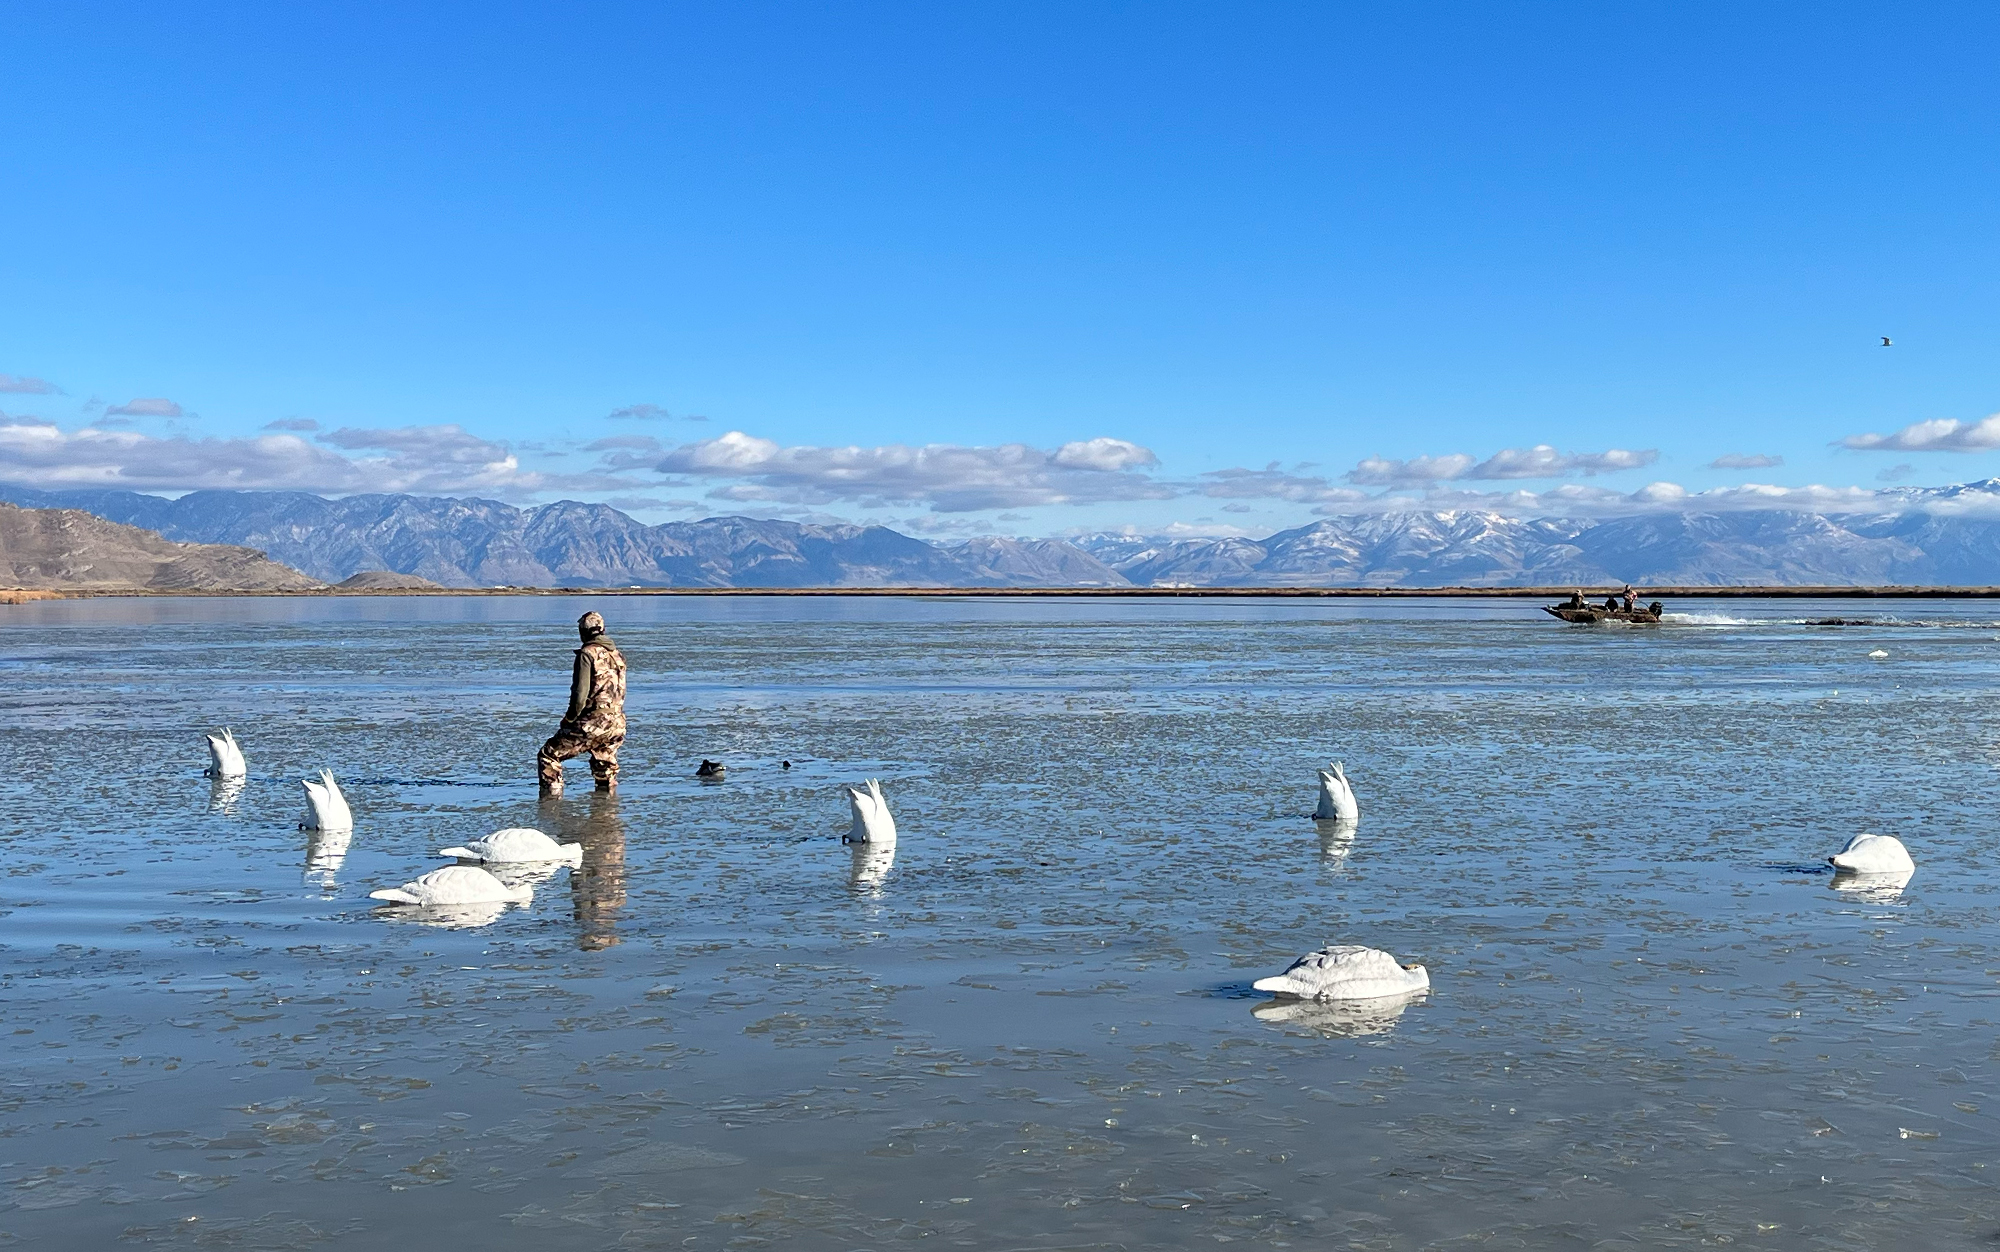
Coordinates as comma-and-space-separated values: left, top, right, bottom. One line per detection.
0, 593, 1996, 1248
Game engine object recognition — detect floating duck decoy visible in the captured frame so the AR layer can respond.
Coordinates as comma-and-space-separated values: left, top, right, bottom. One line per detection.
844, 778, 896, 844
204, 728, 246, 778
369, 865, 533, 906
439, 827, 583, 865
697, 759, 726, 778
1254, 944, 1429, 1000
782, 760, 792, 770
1313, 761, 1359, 823
1827, 832, 1915, 874
299, 769, 352, 831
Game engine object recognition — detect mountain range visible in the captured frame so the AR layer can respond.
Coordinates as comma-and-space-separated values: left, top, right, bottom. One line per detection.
8, 482, 2000, 587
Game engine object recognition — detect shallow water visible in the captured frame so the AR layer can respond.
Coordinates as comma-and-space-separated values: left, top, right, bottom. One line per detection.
2, 594, 1996, 1250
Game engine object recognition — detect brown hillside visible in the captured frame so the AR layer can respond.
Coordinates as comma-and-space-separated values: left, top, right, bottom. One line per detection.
0, 502, 324, 591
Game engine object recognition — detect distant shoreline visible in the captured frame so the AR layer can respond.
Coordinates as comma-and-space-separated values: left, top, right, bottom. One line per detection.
16, 585, 2000, 600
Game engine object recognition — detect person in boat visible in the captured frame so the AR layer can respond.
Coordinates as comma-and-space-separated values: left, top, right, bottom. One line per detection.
1602, 593, 1620, 611
1621, 585, 1637, 611
1564, 590, 1585, 610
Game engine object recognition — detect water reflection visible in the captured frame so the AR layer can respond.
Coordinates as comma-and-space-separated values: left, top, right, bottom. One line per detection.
207, 775, 245, 814
848, 839, 897, 895
1831, 868, 1915, 902
304, 827, 350, 893
372, 900, 510, 930
1315, 817, 1357, 869
486, 858, 569, 892
1251, 990, 1425, 1039
558, 793, 627, 951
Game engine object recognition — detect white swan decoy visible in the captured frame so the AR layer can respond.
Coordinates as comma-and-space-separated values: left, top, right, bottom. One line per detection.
299, 769, 352, 831
1313, 761, 1359, 823
1254, 944, 1429, 1001
844, 779, 897, 844
1828, 832, 1915, 875
439, 828, 583, 865
205, 728, 246, 778
369, 865, 532, 907
1252, 988, 1424, 1038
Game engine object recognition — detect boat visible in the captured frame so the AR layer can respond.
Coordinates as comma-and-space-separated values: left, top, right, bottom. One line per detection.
1543, 600, 1664, 624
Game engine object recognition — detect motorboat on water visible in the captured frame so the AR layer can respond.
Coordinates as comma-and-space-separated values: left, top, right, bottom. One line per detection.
1543, 598, 1664, 624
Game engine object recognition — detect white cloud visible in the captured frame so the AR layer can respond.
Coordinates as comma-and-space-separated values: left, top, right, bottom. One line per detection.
1065, 519, 1262, 541
1348, 453, 1478, 487
0, 374, 58, 395
655, 431, 1172, 512
608, 403, 708, 423
1198, 466, 1370, 504
603, 495, 703, 512
1840, 413, 2000, 452
105, 397, 184, 418
1709, 453, 1784, 470
1471, 446, 1657, 479
583, 434, 665, 471
1304, 478, 1900, 518
1050, 437, 1157, 471
0, 419, 643, 497
263, 417, 319, 432
1346, 445, 1656, 486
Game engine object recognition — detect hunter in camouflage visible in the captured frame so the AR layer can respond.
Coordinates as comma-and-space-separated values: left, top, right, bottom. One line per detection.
538, 611, 627, 796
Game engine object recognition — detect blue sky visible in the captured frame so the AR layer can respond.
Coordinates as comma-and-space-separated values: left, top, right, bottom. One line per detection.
3, 2, 2000, 536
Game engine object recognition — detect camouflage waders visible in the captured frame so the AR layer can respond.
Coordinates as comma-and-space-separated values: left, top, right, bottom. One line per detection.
539, 627, 627, 796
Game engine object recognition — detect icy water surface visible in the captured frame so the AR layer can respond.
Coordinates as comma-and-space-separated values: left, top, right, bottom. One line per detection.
2, 595, 1997, 1250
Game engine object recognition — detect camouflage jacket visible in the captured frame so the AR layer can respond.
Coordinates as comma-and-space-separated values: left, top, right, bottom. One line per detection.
565, 636, 627, 737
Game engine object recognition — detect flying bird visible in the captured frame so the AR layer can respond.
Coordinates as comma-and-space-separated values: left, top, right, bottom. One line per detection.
1881, 337, 1892, 346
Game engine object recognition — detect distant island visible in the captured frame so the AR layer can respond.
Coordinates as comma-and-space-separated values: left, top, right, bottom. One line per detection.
8, 483, 2000, 590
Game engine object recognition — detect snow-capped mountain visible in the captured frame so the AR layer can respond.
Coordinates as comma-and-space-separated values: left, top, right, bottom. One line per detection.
9, 483, 2000, 586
